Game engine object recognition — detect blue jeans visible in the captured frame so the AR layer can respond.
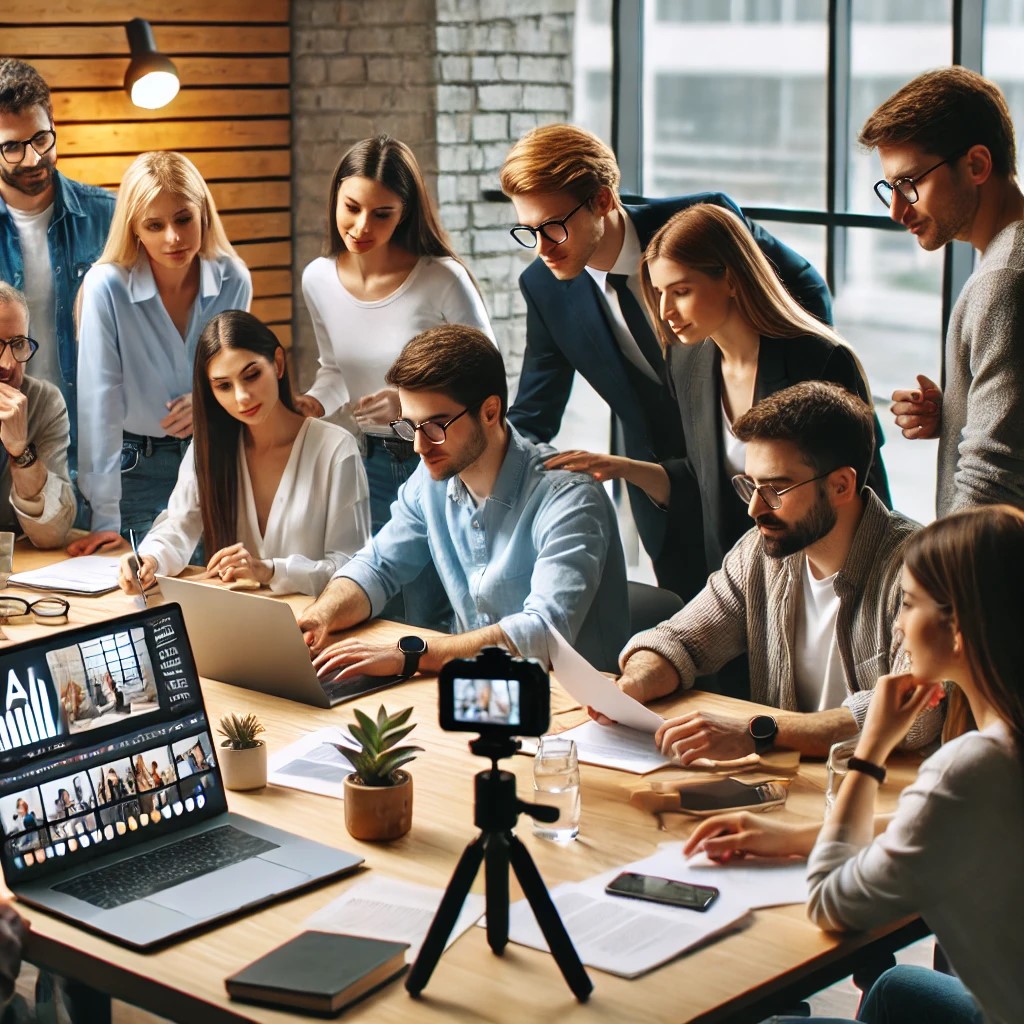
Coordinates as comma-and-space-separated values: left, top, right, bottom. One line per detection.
364, 436, 452, 632
777, 964, 983, 1024
118, 436, 189, 542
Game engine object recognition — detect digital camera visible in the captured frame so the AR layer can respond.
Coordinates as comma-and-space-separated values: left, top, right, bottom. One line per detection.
438, 646, 549, 738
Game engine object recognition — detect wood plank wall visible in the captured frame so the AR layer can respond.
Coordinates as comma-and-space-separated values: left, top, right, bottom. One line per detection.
2, 0, 293, 348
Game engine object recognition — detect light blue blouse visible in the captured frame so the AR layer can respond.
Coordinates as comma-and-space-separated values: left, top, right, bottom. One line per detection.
76, 254, 252, 532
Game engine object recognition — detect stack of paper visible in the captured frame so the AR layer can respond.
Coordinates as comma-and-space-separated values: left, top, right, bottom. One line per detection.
8, 555, 121, 595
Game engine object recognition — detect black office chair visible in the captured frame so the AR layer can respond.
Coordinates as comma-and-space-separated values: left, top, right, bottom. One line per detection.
627, 581, 684, 635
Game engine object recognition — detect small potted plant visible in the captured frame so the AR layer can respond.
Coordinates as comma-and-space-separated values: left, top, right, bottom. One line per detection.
333, 705, 421, 841
217, 712, 267, 791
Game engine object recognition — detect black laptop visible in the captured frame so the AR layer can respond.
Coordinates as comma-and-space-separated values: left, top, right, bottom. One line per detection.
0, 605, 363, 949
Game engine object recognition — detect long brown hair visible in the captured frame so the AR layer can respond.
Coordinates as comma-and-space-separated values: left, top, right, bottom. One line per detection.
192, 310, 296, 554
640, 203, 840, 349
903, 505, 1024, 760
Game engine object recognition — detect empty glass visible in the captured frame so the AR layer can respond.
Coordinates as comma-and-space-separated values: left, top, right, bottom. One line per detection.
825, 736, 860, 817
532, 735, 581, 842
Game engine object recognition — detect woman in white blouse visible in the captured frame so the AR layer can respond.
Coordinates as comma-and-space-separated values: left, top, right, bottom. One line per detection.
118, 310, 369, 597
72, 151, 252, 554
298, 134, 494, 535
688, 504, 1024, 1024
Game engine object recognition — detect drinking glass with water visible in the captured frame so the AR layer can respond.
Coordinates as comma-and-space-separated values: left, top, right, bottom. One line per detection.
532, 735, 580, 842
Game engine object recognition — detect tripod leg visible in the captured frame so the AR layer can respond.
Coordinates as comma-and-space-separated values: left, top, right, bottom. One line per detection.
484, 831, 510, 954
406, 835, 488, 996
508, 836, 593, 1002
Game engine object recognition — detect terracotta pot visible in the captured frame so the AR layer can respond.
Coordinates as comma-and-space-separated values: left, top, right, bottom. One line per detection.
219, 741, 267, 791
343, 770, 413, 840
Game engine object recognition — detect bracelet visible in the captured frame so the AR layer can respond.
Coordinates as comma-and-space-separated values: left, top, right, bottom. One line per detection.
848, 756, 886, 784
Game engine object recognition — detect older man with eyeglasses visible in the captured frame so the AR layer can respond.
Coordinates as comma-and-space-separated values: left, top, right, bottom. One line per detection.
0, 282, 74, 549
861, 67, 1024, 517
604, 381, 941, 765
0, 59, 115, 491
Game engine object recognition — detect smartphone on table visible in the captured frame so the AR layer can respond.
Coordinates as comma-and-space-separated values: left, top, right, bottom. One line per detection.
605, 871, 720, 912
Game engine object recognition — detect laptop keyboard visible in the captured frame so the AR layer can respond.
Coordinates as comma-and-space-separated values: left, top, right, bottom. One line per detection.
53, 825, 280, 910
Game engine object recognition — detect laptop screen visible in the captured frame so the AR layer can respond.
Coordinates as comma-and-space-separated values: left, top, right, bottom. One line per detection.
0, 604, 228, 881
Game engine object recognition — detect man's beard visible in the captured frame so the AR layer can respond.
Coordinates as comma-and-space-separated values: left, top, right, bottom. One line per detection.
757, 489, 837, 559
1, 159, 55, 198
427, 420, 487, 482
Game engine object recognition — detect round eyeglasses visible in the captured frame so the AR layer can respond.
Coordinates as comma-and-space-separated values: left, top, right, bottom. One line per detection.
0, 596, 70, 624
0, 128, 57, 166
390, 403, 479, 445
873, 149, 967, 209
0, 336, 39, 364
731, 470, 838, 510
509, 197, 590, 249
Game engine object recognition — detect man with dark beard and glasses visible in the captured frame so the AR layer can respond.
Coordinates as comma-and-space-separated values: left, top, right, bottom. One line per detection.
298, 323, 629, 677
603, 382, 941, 763
0, 59, 115, 484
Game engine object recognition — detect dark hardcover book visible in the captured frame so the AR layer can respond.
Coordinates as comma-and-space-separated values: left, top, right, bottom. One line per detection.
225, 931, 409, 1016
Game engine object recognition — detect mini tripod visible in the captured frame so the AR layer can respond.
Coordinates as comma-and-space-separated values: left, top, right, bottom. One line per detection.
406, 736, 592, 1001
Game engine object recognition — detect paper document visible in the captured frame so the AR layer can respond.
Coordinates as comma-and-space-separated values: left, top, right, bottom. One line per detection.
267, 726, 359, 799
632, 841, 809, 909
505, 883, 749, 978
547, 624, 664, 731
532, 719, 671, 774
8, 555, 121, 595
304, 876, 485, 962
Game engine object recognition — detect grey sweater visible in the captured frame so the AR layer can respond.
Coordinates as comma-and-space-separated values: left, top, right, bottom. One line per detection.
938, 219, 1024, 516
621, 491, 942, 749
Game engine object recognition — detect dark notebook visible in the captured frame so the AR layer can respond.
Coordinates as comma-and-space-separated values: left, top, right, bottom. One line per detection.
225, 931, 409, 1016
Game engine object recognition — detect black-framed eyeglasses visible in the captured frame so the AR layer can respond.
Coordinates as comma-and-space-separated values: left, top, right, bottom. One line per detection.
731, 469, 839, 510
0, 336, 39, 364
0, 128, 57, 166
389, 402, 481, 445
0, 596, 70, 624
873, 149, 967, 209
509, 198, 590, 249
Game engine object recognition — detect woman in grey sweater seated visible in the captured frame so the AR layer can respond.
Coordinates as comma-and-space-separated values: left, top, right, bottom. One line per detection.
687, 504, 1024, 1024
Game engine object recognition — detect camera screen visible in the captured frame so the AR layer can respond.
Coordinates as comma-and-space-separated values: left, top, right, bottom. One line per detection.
452, 678, 520, 727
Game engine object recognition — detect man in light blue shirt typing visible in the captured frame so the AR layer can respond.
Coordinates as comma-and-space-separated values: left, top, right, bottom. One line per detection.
299, 323, 629, 676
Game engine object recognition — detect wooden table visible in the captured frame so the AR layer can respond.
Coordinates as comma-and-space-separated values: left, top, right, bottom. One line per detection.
0, 542, 926, 1023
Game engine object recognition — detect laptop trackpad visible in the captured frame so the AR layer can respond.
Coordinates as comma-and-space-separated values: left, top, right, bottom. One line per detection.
148, 859, 309, 918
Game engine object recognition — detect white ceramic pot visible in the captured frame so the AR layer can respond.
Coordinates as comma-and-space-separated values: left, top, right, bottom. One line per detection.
219, 741, 267, 791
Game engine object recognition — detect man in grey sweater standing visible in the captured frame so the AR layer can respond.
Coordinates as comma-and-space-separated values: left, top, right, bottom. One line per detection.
861, 67, 1024, 516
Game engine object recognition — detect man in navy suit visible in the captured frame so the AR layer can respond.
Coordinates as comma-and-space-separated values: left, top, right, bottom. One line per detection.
500, 124, 832, 601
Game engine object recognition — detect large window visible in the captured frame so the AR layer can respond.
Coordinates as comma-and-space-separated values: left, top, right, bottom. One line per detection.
573, 1, 1023, 529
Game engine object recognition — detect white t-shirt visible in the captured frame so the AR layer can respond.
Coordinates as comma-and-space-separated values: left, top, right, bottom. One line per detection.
720, 399, 747, 479
7, 203, 60, 390
301, 255, 495, 436
792, 558, 847, 712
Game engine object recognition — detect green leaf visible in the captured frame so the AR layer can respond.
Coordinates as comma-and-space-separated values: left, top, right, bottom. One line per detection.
353, 708, 379, 748
375, 746, 424, 779
378, 723, 417, 751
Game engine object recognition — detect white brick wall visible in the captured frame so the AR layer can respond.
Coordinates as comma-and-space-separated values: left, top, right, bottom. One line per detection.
290, 0, 576, 394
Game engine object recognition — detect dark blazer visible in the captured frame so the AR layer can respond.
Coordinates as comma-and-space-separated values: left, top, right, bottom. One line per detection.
664, 334, 893, 588
508, 192, 833, 596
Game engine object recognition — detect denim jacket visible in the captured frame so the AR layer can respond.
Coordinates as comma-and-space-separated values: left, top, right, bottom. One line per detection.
0, 170, 115, 453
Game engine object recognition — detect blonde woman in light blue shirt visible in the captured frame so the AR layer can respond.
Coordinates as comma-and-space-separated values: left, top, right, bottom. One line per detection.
70, 151, 251, 554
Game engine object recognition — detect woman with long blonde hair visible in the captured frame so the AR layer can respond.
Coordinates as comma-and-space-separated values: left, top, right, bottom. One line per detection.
70, 151, 251, 553
546, 202, 890, 592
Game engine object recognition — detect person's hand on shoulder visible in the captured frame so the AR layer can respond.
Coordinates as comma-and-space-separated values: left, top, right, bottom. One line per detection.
66, 531, 125, 556
890, 373, 942, 439
0, 901, 28, 1007
683, 812, 819, 863
655, 709, 754, 766
543, 449, 630, 482
293, 393, 325, 419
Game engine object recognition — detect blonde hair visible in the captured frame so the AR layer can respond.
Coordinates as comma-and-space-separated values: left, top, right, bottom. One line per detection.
99, 151, 237, 268
500, 123, 621, 206
641, 203, 837, 349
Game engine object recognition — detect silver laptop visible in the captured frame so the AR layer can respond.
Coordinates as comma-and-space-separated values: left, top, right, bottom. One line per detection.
156, 576, 403, 708
0, 605, 363, 949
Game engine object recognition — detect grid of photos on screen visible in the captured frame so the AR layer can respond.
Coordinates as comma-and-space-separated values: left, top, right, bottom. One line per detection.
0, 730, 221, 869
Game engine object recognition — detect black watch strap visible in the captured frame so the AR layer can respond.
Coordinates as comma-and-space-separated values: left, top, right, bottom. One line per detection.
748, 714, 778, 755
10, 442, 37, 468
848, 756, 886, 784
397, 635, 427, 678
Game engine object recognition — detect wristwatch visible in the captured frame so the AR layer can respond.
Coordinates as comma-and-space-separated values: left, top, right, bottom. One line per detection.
748, 714, 778, 755
9, 442, 37, 469
397, 635, 428, 678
